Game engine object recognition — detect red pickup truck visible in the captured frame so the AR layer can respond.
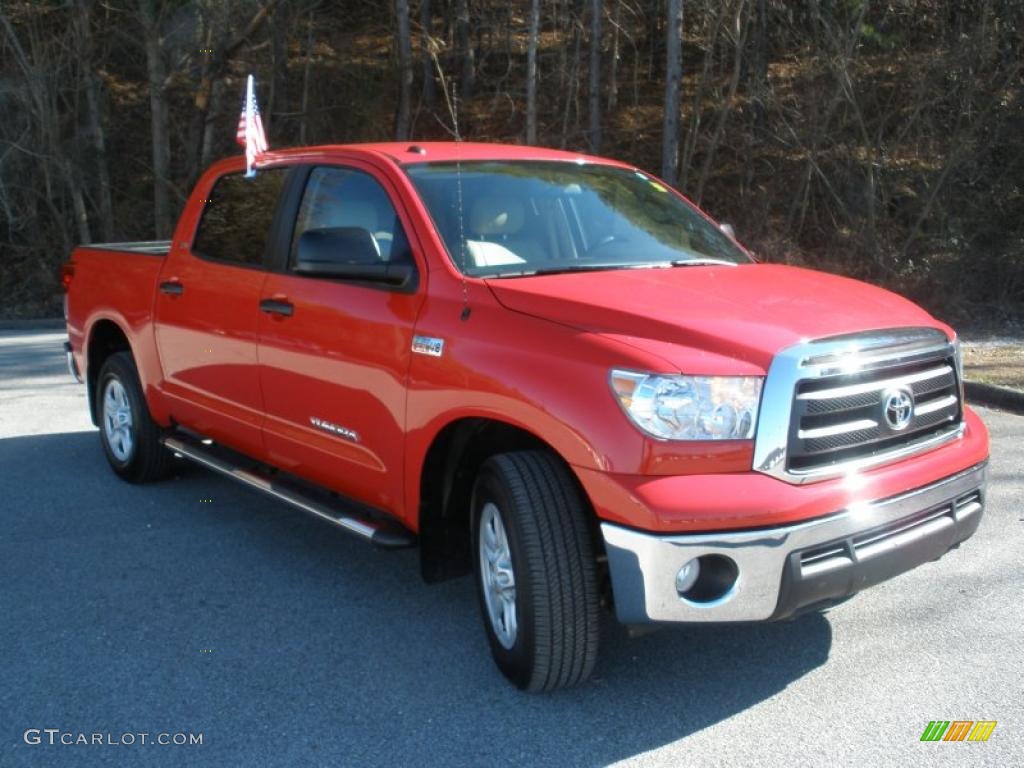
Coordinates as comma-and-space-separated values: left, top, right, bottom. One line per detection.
63, 142, 989, 691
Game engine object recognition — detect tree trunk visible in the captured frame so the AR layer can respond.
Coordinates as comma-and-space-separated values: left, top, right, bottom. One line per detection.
268, 0, 290, 134
395, 0, 414, 140
586, 0, 603, 152
741, 0, 767, 200
420, 0, 436, 107
455, 0, 474, 98
200, 79, 224, 169
751, 0, 767, 135
75, 0, 114, 241
186, 6, 215, 179
608, 0, 620, 111
526, 0, 540, 144
64, 159, 92, 245
139, 0, 172, 239
661, 0, 683, 183
561, 20, 582, 149
300, 9, 314, 144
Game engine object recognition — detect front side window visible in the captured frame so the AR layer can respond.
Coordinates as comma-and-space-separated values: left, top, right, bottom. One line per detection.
290, 166, 413, 268
405, 161, 751, 276
192, 168, 288, 266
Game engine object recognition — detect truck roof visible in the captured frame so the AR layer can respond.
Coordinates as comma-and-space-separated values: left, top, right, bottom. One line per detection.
261, 142, 632, 168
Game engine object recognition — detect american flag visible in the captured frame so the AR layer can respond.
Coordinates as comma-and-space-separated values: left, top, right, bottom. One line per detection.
236, 75, 268, 176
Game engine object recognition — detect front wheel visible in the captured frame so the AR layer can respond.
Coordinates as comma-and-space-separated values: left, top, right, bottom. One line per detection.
471, 451, 600, 691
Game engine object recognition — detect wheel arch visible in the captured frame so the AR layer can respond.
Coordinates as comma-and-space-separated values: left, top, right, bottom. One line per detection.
85, 318, 133, 426
416, 416, 602, 583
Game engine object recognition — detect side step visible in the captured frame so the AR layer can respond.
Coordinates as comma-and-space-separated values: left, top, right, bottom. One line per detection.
162, 434, 416, 549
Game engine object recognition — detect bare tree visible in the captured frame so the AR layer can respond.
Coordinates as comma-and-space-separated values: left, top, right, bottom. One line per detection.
660, 0, 683, 183
560, 16, 583, 149
420, 0, 436, 107
268, 0, 290, 133
526, 0, 540, 144
455, 0, 474, 97
587, 0, 603, 152
299, 7, 315, 144
137, 0, 172, 238
608, 0, 621, 111
188, 0, 281, 181
679, 2, 727, 189
1, 0, 1022, 322
395, 0, 414, 139
694, 0, 749, 204
74, 0, 115, 241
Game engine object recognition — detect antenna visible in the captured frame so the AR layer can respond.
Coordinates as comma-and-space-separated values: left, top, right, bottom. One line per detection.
452, 86, 470, 321
430, 46, 471, 321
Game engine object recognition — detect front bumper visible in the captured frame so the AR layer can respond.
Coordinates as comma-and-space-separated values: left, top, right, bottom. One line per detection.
601, 461, 986, 623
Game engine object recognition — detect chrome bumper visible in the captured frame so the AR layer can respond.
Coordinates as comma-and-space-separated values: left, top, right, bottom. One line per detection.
601, 462, 987, 624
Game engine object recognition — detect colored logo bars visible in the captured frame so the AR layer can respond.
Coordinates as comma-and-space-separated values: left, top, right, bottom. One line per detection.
921, 720, 997, 742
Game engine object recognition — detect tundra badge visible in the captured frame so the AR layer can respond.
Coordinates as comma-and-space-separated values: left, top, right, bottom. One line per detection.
412, 335, 445, 357
309, 417, 359, 442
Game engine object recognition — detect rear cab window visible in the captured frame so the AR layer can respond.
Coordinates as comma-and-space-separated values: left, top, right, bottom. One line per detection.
192, 169, 289, 267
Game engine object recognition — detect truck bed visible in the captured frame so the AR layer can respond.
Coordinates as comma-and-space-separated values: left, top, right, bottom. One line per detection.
65, 241, 170, 389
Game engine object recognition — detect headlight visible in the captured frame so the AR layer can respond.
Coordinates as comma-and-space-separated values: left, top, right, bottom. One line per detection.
610, 370, 763, 440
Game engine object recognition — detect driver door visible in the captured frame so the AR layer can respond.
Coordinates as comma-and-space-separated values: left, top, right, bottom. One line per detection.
256, 163, 425, 513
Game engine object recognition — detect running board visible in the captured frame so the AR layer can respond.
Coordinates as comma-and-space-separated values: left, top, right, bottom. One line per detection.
162, 435, 415, 549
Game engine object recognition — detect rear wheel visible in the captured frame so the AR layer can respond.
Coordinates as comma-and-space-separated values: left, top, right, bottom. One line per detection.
471, 451, 600, 691
96, 352, 173, 483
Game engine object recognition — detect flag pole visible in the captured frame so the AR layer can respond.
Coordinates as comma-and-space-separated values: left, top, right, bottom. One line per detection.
237, 73, 268, 177
244, 74, 256, 178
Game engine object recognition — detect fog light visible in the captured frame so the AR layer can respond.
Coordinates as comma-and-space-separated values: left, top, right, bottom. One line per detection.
678, 554, 740, 604
675, 559, 701, 595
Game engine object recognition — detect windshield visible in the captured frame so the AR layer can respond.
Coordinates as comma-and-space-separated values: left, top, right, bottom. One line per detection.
405, 161, 751, 277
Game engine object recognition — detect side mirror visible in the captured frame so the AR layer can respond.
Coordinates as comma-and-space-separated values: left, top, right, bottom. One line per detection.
294, 227, 414, 287
719, 222, 736, 239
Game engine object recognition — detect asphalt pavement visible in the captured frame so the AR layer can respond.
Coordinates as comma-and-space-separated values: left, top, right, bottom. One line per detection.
1, 330, 1021, 767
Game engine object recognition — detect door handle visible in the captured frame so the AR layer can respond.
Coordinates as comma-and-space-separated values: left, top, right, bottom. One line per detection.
260, 298, 294, 317
159, 280, 184, 296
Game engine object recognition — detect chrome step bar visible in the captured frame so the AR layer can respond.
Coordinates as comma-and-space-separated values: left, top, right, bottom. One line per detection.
163, 435, 415, 549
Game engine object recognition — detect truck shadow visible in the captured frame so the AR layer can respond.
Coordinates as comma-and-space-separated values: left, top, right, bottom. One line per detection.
1, 430, 832, 767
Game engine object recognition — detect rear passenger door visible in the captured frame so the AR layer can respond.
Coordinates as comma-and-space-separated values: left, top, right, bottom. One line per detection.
256, 163, 425, 514
154, 167, 290, 458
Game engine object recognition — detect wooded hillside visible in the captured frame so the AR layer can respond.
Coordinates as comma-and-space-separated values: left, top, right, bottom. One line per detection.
1, 1, 1021, 323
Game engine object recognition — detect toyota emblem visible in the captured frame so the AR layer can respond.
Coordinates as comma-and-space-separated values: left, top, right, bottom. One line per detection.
882, 388, 915, 431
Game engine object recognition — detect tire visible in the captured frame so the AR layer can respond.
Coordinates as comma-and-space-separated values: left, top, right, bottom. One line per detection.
96, 351, 173, 483
471, 451, 600, 691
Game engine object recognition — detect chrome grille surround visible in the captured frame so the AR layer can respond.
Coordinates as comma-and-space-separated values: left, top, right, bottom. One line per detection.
753, 328, 964, 484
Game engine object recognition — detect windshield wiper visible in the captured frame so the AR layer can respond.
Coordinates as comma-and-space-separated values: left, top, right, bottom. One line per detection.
485, 259, 739, 279
669, 258, 739, 267
487, 263, 656, 279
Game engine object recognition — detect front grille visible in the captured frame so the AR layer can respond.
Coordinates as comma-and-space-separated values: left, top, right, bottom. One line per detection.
787, 349, 962, 474
798, 487, 983, 577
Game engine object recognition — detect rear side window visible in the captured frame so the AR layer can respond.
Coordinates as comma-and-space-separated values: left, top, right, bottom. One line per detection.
192, 169, 288, 266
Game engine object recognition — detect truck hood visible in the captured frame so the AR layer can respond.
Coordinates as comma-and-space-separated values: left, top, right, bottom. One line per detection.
485, 263, 949, 372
